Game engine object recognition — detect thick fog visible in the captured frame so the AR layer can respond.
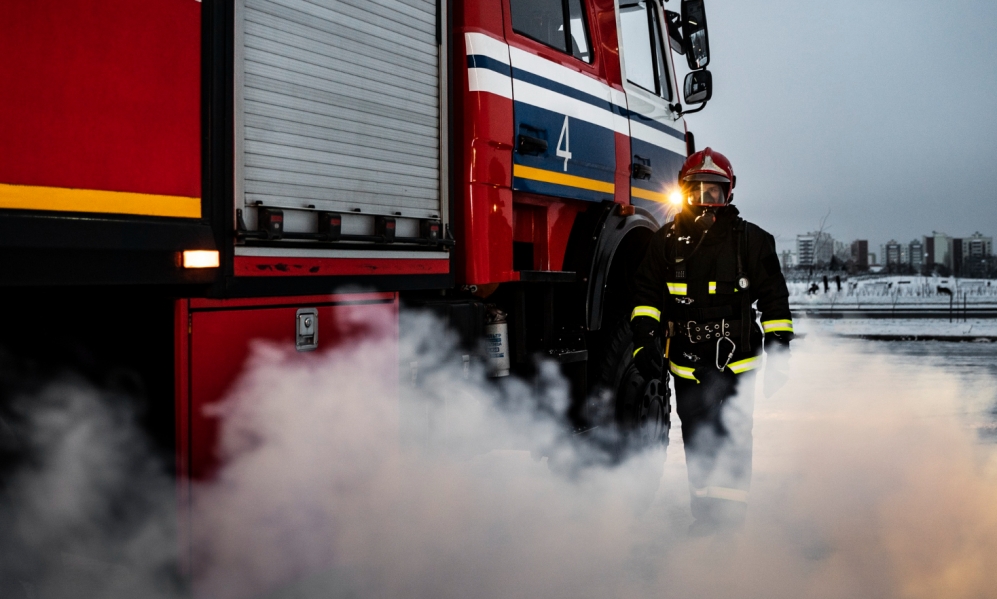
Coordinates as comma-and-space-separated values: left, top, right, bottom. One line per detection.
2, 307, 997, 598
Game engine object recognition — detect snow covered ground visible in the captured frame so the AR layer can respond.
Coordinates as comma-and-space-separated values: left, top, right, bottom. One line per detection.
788, 275, 997, 308
795, 317, 997, 339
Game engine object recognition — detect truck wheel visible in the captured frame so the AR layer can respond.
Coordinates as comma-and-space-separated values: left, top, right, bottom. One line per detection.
590, 319, 671, 457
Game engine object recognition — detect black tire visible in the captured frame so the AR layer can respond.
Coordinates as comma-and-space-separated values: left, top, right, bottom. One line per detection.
587, 319, 671, 459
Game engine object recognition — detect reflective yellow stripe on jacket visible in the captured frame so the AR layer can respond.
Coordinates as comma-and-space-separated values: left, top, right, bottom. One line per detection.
669, 361, 699, 383
728, 356, 761, 374
707, 281, 737, 294
631, 306, 661, 321
692, 486, 749, 503
761, 319, 794, 334
671, 357, 759, 382
666, 282, 687, 296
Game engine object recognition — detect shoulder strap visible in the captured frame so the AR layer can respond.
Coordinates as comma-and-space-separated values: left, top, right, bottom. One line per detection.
735, 218, 747, 280
734, 218, 752, 348
670, 219, 709, 280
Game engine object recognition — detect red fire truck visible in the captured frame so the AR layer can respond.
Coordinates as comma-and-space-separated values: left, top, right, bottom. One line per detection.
1, 0, 713, 547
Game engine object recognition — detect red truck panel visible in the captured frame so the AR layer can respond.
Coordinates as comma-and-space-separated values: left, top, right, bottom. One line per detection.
233, 257, 451, 277
0, 0, 201, 218
175, 292, 398, 585
454, 0, 631, 285
512, 194, 587, 272
454, 4, 516, 285
177, 292, 398, 482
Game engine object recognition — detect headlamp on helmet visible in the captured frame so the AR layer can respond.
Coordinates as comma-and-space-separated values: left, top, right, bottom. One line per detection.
677, 147, 736, 209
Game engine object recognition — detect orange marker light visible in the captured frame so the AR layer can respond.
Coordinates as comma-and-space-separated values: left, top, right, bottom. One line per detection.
182, 250, 220, 268
668, 190, 684, 206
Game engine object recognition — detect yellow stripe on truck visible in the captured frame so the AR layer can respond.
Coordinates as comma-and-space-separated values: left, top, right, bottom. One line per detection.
0, 183, 201, 218
630, 186, 668, 203
513, 165, 615, 195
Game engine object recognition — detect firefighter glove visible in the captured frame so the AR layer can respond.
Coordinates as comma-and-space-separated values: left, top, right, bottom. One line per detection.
630, 308, 662, 381
633, 344, 664, 381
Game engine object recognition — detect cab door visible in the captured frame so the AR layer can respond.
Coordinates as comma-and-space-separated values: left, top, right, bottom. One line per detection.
617, 0, 688, 224
506, 0, 623, 203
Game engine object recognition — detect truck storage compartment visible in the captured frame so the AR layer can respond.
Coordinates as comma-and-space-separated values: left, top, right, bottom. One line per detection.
176, 292, 398, 584
234, 0, 449, 254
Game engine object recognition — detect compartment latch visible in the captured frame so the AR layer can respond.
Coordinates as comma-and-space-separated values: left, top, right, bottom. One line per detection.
296, 308, 318, 351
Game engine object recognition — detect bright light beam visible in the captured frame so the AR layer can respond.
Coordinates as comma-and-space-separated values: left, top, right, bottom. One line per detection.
668, 189, 684, 207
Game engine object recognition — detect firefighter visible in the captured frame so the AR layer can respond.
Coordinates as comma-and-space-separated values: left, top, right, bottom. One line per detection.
630, 148, 793, 534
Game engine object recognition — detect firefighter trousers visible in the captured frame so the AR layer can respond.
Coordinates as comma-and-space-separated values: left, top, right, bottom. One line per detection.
673, 367, 756, 527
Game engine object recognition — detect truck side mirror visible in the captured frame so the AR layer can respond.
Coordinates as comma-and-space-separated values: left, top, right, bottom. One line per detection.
683, 69, 712, 105
681, 0, 710, 70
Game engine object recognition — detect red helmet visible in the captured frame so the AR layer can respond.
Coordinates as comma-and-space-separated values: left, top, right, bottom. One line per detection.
678, 147, 736, 207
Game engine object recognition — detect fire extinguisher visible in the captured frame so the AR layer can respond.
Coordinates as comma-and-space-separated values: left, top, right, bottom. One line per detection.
485, 308, 510, 377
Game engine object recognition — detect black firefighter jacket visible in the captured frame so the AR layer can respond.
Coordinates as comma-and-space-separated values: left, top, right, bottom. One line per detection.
631, 206, 793, 384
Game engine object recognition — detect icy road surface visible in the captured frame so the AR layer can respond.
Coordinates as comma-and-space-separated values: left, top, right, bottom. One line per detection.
794, 317, 997, 339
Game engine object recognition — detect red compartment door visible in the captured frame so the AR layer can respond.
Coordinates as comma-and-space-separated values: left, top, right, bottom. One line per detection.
179, 292, 398, 482
174, 292, 398, 586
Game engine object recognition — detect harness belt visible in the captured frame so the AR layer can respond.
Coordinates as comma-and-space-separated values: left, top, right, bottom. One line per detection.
673, 319, 743, 344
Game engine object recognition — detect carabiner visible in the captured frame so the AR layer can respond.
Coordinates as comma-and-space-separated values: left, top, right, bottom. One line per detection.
716, 336, 736, 371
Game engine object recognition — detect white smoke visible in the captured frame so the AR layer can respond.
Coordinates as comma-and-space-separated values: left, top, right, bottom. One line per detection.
0, 375, 178, 599
2, 309, 997, 599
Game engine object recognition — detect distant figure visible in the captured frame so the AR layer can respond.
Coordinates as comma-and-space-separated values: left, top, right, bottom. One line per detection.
822, 275, 829, 293
835, 275, 841, 291
937, 286, 953, 297
808, 282, 820, 295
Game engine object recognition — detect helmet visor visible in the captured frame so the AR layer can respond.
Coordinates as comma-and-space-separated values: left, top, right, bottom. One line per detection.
683, 181, 728, 207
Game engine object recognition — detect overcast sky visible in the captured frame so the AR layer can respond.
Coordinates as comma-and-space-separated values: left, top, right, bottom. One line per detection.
681, 0, 997, 254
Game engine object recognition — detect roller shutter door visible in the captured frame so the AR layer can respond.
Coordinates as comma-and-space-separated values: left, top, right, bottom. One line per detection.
237, 0, 442, 220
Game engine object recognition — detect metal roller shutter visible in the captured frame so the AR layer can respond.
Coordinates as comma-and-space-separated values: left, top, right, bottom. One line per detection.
236, 0, 442, 221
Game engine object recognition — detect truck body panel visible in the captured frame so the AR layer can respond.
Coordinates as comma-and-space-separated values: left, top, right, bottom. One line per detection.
0, 0, 202, 218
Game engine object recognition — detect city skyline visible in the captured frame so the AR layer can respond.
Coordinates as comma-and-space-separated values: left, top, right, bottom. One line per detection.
775, 227, 997, 263
782, 228, 994, 277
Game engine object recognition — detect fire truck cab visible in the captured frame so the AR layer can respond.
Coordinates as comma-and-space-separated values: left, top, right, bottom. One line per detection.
0, 0, 714, 571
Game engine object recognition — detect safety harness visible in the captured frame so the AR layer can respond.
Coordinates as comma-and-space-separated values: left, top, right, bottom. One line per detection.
667, 216, 753, 371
